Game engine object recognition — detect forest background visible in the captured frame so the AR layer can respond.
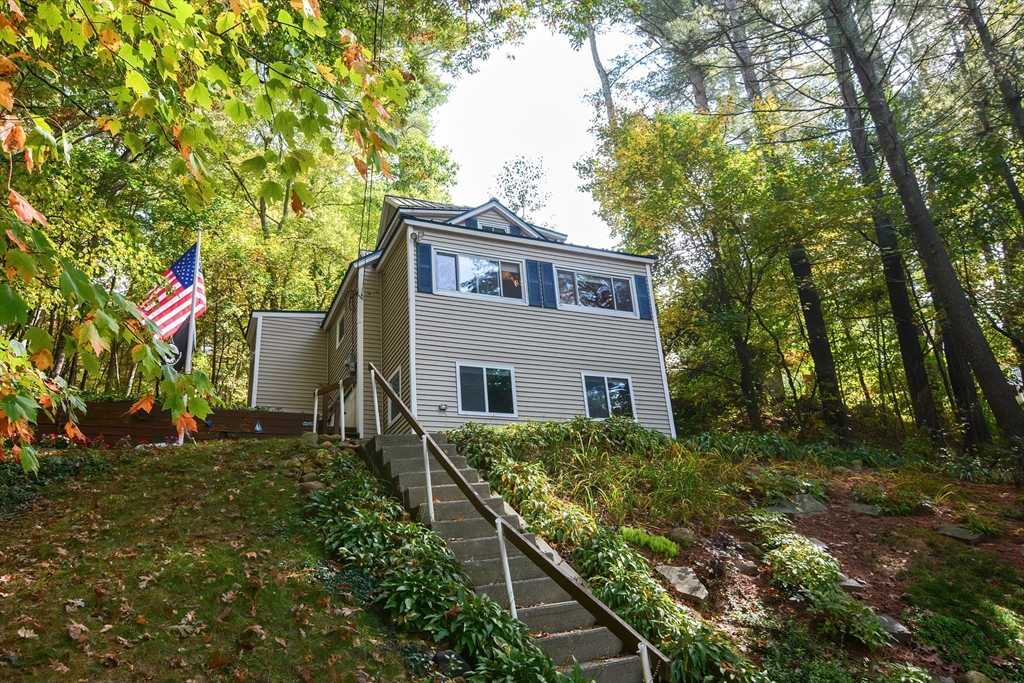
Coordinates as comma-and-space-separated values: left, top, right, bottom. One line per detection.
2, 0, 1024, 463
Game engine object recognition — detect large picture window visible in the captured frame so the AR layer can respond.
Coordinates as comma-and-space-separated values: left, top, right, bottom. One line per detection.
582, 374, 634, 419
457, 364, 517, 416
558, 270, 634, 312
436, 252, 523, 300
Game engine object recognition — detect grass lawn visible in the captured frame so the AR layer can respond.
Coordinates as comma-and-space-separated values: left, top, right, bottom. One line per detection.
0, 437, 429, 682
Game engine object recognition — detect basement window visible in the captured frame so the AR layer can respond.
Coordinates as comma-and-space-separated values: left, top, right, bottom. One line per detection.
582, 374, 634, 419
457, 364, 516, 416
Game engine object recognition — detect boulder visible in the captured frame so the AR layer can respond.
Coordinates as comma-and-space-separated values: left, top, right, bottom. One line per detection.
874, 614, 911, 644
736, 541, 763, 559
938, 525, 983, 545
935, 677, 955, 683
838, 576, 865, 594
300, 472, 320, 483
655, 566, 709, 605
807, 537, 829, 551
300, 432, 318, 445
322, 434, 343, 443
766, 494, 828, 517
848, 503, 884, 517
731, 559, 759, 577
299, 481, 326, 494
958, 673, 993, 683
666, 527, 699, 547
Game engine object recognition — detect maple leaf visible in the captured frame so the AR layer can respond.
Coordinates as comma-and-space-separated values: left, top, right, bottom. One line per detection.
373, 99, 390, 121
126, 394, 155, 415
352, 156, 368, 178
290, 188, 304, 215
316, 64, 336, 85
2, 119, 24, 152
29, 348, 52, 370
9, 189, 48, 225
98, 29, 122, 52
174, 412, 198, 438
0, 80, 14, 111
23, 146, 32, 172
65, 420, 86, 442
0, 54, 17, 76
64, 598, 85, 612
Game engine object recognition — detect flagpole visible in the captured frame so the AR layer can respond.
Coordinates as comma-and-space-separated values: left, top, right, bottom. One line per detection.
178, 227, 202, 447
184, 227, 202, 375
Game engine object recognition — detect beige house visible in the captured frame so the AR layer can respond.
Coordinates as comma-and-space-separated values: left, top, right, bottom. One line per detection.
246, 196, 676, 437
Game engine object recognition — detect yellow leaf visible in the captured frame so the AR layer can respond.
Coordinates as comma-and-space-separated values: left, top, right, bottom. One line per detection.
29, 347, 52, 370
316, 64, 336, 85
98, 29, 121, 52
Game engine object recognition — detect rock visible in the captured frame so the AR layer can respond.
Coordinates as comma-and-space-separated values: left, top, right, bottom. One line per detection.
299, 481, 325, 493
767, 494, 828, 516
958, 673, 993, 683
807, 537, 829, 551
282, 458, 302, 469
790, 494, 829, 515
655, 566, 709, 605
874, 614, 912, 644
936, 677, 955, 683
851, 459, 863, 471
322, 434, 343, 443
433, 650, 471, 676
300, 432, 318, 445
300, 472, 320, 483
848, 503, 884, 517
666, 527, 699, 547
838, 576, 865, 594
736, 541, 763, 559
731, 559, 759, 577
303, 466, 314, 474
938, 525, 983, 544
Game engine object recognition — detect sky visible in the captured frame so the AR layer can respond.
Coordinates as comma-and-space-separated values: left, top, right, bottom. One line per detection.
431, 28, 636, 250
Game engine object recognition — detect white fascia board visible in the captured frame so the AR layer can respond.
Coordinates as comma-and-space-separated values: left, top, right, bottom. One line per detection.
448, 200, 538, 236
403, 217, 657, 265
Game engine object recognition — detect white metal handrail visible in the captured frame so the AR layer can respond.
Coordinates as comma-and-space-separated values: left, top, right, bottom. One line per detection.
422, 434, 435, 523
496, 518, 518, 619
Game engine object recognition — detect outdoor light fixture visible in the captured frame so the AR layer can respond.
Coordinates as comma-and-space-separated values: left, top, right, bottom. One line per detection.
439, 404, 448, 411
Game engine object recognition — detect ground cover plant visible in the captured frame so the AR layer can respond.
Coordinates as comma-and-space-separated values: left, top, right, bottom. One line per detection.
0, 437, 429, 681
305, 441, 574, 682
619, 526, 679, 559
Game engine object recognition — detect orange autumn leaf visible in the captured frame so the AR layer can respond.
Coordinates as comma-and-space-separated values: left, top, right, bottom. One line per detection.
352, 156, 368, 178
0, 55, 17, 76
174, 412, 198, 438
65, 420, 86, 442
290, 189, 304, 215
0, 80, 14, 111
7, 0, 23, 22
29, 347, 52, 370
23, 146, 32, 172
38, 393, 51, 409
379, 154, 392, 180
372, 99, 390, 121
2, 120, 24, 152
5, 227, 28, 249
352, 128, 365, 151
9, 189, 47, 225
126, 394, 155, 415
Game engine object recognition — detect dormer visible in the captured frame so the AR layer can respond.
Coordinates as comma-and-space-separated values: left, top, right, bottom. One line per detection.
448, 199, 566, 242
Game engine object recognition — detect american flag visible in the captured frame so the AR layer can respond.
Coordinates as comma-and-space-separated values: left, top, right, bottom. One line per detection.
139, 243, 207, 340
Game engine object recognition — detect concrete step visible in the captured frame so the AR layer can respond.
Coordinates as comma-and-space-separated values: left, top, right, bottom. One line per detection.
537, 627, 623, 667
462, 554, 549, 586
393, 468, 479, 490
404, 483, 492, 509
428, 516, 520, 541
375, 443, 459, 464
518, 601, 597, 635
476, 576, 570, 609
447, 534, 542, 562
419, 497, 505, 522
371, 433, 447, 450
384, 454, 468, 478
559, 655, 644, 683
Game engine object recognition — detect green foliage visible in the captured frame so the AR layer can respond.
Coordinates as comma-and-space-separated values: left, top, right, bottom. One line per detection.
745, 466, 827, 505
852, 482, 922, 516
307, 447, 565, 681
619, 526, 680, 559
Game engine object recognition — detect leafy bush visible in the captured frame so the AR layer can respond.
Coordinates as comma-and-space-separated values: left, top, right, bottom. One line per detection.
745, 466, 826, 505
744, 511, 888, 648
619, 526, 679, 559
852, 481, 922, 516
306, 449, 563, 682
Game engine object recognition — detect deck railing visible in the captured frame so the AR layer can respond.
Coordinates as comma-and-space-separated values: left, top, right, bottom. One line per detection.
368, 364, 671, 681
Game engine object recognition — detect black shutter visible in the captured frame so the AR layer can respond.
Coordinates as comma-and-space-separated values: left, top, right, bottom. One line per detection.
509, 225, 522, 236
525, 260, 542, 306
635, 274, 652, 319
416, 242, 433, 293
465, 218, 479, 230
540, 262, 557, 309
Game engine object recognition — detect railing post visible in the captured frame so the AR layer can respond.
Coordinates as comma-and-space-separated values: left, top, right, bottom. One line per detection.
371, 368, 381, 435
422, 434, 434, 523
338, 381, 345, 438
496, 518, 517, 620
639, 642, 653, 683
312, 389, 319, 435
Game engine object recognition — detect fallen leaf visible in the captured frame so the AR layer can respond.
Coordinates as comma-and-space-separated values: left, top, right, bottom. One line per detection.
99, 624, 113, 633
138, 575, 154, 589
17, 627, 37, 638
298, 665, 312, 682
65, 598, 85, 612
220, 590, 236, 603
355, 670, 374, 682
208, 650, 237, 668
217, 606, 232, 621
49, 658, 70, 673
68, 620, 89, 640
275, 636, 287, 647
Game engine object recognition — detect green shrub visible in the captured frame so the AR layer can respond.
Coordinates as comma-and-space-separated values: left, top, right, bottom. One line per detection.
852, 481, 922, 516
619, 526, 679, 559
745, 466, 826, 505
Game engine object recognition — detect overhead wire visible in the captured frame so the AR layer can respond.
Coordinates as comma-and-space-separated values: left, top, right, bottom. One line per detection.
356, 0, 386, 258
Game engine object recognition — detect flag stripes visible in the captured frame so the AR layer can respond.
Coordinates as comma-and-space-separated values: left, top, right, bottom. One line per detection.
139, 243, 206, 340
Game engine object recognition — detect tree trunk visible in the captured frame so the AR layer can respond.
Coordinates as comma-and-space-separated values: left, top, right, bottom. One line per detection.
935, 292, 992, 446
827, 14, 942, 439
587, 22, 615, 124
789, 242, 846, 430
722, 0, 763, 101
829, 0, 1024, 447
964, 0, 1024, 143
687, 64, 710, 111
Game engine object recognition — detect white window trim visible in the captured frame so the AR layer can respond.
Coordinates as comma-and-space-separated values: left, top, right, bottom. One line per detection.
387, 367, 402, 425
434, 251, 526, 304
335, 314, 345, 349
455, 362, 519, 417
580, 372, 637, 420
556, 269, 639, 318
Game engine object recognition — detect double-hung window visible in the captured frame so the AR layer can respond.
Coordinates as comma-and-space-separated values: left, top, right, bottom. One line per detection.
582, 374, 635, 419
558, 270, 634, 313
436, 252, 523, 300
457, 364, 517, 416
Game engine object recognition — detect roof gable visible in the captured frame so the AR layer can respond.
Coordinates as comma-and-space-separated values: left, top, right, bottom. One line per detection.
448, 199, 542, 238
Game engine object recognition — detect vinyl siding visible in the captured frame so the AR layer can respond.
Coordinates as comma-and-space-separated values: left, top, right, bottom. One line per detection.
361, 268, 384, 436
377, 233, 412, 434
252, 313, 327, 412
412, 228, 672, 435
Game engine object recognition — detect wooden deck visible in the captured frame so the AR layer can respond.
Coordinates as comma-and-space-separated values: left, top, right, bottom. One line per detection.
37, 401, 314, 445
